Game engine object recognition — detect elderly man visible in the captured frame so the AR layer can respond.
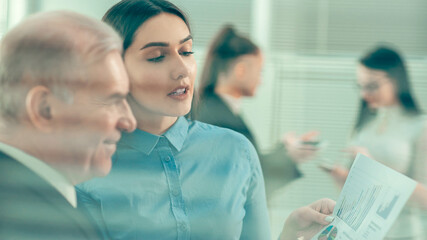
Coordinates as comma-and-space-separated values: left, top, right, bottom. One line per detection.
0, 11, 136, 239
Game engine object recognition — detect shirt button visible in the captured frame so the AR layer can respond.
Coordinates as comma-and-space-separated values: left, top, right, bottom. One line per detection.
172, 189, 180, 196
165, 156, 171, 162
179, 223, 187, 231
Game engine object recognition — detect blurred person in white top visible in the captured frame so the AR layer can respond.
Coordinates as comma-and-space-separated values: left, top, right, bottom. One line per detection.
327, 45, 427, 240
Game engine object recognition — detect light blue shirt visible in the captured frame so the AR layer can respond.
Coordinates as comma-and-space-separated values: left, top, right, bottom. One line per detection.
77, 117, 270, 240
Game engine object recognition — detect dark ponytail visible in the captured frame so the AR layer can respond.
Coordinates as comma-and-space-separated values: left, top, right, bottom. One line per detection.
198, 25, 259, 98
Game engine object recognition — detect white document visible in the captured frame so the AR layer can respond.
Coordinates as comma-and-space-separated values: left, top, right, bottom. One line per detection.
311, 154, 417, 240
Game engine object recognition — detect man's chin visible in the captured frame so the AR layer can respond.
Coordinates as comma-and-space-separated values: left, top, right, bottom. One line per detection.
92, 158, 113, 178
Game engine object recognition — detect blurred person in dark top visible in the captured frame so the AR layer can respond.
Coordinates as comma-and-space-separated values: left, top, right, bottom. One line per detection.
196, 25, 320, 197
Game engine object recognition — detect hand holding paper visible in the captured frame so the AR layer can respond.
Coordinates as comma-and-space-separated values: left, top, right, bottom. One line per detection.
279, 198, 335, 240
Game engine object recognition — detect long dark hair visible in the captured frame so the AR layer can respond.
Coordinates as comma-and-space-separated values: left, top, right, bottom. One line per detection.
354, 45, 421, 132
103, 0, 190, 52
198, 25, 259, 99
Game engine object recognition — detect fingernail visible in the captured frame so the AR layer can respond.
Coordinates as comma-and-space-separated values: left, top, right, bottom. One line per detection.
325, 216, 334, 222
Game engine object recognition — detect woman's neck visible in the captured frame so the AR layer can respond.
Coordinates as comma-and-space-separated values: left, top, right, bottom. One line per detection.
128, 96, 178, 135
137, 115, 177, 135
215, 84, 242, 99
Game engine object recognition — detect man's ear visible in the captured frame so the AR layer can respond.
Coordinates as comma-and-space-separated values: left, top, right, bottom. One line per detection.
25, 86, 54, 132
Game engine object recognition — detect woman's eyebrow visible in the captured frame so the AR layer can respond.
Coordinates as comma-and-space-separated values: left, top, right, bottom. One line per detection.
140, 35, 193, 50
140, 42, 168, 50
180, 35, 192, 44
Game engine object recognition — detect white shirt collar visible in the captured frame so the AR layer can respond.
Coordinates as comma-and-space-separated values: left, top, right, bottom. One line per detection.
0, 141, 77, 208
376, 105, 406, 123
217, 93, 242, 115
377, 105, 404, 117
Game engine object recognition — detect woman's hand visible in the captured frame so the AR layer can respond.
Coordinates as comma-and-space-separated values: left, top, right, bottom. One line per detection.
279, 198, 336, 240
282, 131, 320, 163
344, 146, 372, 159
328, 166, 349, 188
319, 146, 371, 188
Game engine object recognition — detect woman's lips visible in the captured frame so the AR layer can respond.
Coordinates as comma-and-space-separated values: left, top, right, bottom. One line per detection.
168, 87, 187, 96
167, 87, 190, 100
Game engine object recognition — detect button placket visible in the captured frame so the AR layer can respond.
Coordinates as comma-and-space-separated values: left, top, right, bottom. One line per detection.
157, 137, 190, 239
172, 189, 180, 196
179, 222, 187, 231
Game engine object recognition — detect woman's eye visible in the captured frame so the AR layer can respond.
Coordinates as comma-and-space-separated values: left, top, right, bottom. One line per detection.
147, 55, 165, 63
180, 51, 194, 57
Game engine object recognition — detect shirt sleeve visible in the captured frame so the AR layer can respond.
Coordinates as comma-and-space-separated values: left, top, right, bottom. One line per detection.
76, 185, 111, 239
260, 143, 302, 196
240, 138, 272, 240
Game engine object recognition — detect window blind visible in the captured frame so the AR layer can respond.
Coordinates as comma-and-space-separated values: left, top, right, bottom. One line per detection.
171, 0, 253, 49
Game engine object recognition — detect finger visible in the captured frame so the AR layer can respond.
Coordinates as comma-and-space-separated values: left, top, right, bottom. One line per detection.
282, 132, 296, 139
305, 207, 334, 226
310, 198, 336, 214
300, 131, 319, 141
318, 165, 334, 173
322, 199, 336, 214
330, 167, 349, 180
282, 132, 296, 144
297, 143, 321, 152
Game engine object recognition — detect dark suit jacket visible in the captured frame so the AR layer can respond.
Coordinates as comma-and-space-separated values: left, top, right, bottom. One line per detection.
0, 151, 101, 240
196, 92, 302, 196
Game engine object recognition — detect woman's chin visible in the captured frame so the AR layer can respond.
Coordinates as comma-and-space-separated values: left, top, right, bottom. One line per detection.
169, 104, 192, 117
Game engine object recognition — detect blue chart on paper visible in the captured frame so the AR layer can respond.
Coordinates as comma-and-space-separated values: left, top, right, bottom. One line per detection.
376, 194, 399, 219
317, 225, 338, 240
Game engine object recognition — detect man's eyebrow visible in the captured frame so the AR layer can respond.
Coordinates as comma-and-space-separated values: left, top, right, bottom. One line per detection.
106, 93, 128, 100
140, 35, 193, 50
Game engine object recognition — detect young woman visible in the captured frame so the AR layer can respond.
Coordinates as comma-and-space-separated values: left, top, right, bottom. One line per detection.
76, 0, 270, 239
329, 46, 427, 239
196, 25, 320, 196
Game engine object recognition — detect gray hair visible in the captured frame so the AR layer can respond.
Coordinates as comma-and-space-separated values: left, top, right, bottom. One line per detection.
0, 11, 123, 122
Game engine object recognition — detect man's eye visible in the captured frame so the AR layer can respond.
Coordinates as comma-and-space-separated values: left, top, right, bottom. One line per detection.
147, 56, 165, 62
366, 84, 379, 90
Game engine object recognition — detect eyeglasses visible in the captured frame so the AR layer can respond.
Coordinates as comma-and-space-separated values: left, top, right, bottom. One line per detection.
356, 79, 389, 93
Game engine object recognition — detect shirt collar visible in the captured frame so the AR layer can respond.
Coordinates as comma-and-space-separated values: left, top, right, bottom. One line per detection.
377, 105, 404, 118
163, 116, 188, 152
0, 141, 77, 208
120, 117, 189, 155
375, 105, 408, 125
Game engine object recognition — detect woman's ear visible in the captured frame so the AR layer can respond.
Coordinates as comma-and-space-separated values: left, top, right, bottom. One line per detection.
233, 60, 246, 81
25, 86, 54, 132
